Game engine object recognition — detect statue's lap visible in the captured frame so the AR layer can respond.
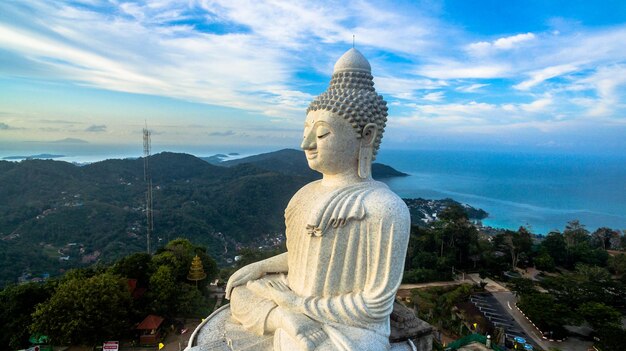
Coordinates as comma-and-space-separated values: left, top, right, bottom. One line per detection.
188, 305, 418, 351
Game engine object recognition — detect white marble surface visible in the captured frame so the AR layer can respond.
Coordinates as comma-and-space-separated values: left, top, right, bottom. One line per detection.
186, 305, 419, 351
333, 48, 371, 73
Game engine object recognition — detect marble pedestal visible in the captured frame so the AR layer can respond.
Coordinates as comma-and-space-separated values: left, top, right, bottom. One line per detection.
186, 304, 433, 351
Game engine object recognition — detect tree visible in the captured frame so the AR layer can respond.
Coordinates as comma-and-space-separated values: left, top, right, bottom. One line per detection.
509, 278, 535, 296
177, 283, 208, 317
433, 204, 479, 267
534, 251, 555, 271
498, 227, 533, 269
439, 204, 468, 222
153, 238, 218, 284
0, 282, 54, 349
563, 220, 589, 248
591, 227, 621, 250
608, 253, 626, 276
517, 293, 571, 339
147, 265, 178, 317
30, 273, 132, 345
577, 302, 621, 330
109, 252, 153, 286
596, 325, 626, 351
541, 264, 626, 309
541, 232, 567, 266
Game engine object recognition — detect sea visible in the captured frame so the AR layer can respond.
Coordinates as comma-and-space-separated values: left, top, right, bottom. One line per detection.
376, 149, 626, 234
2, 145, 625, 234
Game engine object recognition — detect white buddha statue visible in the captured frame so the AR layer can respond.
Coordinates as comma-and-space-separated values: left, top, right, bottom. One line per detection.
225, 48, 410, 351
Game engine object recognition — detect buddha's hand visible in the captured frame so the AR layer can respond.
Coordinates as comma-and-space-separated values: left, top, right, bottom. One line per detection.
248, 275, 303, 311
225, 262, 265, 300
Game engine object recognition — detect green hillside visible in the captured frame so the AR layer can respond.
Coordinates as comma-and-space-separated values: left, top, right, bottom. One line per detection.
0, 152, 308, 286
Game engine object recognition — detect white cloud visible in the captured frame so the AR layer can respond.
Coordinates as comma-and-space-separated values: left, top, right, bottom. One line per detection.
456, 84, 489, 93
410, 101, 498, 117
502, 104, 517, 112
1, 0, 626, 149
374, 77, 447, 100
416, 62, 511, 79
521, 97, 553, 113
493, 33, 536, 49
580, 65, 626, 117
514, 64, 578, 90
467, 32, 535, 56
423, 91, 444, 102
0, 0, 450, 122
85, 124, 107, 132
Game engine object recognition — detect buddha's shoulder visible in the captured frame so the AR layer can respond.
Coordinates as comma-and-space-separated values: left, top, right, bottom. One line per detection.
290, 180, 322, 198
286, 180, 322, 210
364, 181, 410, 219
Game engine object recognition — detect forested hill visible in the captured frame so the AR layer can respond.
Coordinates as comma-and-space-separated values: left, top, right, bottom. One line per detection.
212, 148, 408, 179
0, 151, 408, 287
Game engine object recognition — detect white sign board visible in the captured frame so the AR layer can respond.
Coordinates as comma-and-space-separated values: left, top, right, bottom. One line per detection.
103, 341, 119, 351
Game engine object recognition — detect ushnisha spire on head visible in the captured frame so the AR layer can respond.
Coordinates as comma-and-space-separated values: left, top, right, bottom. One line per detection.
307, 48, 388, 159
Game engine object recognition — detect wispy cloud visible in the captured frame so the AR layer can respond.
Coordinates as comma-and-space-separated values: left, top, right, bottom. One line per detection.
467, 32, 536, 56
416, 61, 511, 79
423, 91, 444, 102
514, 64, 578, 90
580, 65, 626, 117
0, 1, 625, 150
520, 96, 553, 113
208, 130, 236, 137
85, 124, 107, 132
456, 84, 489, 93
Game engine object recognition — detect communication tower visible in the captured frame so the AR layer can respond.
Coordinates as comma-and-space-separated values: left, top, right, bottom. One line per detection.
143, 123, 154, 254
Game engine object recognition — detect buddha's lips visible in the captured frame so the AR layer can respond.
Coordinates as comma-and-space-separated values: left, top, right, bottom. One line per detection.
306, 151, 318, 160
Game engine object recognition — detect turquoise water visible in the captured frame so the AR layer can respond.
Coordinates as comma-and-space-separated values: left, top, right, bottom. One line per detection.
376, 149, 626, 234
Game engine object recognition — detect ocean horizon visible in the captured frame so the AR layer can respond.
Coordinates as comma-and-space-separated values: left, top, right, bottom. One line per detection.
376, 149, 626, 235
2, 146, 625, 235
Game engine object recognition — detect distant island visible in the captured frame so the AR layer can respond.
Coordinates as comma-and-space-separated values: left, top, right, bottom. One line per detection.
52, 138, 89, 144
3, 153, 65, 160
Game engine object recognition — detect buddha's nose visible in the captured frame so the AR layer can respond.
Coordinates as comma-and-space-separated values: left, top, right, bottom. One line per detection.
301, 131, 316, 150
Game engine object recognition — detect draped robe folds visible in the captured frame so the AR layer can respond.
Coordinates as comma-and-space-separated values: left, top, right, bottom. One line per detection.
231, 180, 410, 351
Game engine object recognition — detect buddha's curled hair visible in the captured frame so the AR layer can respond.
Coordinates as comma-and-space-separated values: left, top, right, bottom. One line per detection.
307, 71, 388, 159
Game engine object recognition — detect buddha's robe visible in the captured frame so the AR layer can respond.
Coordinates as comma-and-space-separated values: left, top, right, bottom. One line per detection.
231, 180, 410, 351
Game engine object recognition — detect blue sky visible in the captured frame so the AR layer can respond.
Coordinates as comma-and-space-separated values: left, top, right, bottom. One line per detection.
1, 0, 625, 156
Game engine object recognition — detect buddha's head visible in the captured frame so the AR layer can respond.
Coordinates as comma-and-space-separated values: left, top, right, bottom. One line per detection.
302, 48, 388, 179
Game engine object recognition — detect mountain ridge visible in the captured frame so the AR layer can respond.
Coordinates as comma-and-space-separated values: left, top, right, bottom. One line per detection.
0, 150, 480, 288
213, 148, 408, 179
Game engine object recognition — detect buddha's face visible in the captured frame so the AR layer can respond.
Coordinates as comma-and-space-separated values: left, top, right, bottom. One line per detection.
301, 110, 360, 175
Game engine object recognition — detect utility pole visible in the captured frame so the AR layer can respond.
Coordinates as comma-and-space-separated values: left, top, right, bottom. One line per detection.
143, 122, 153, 254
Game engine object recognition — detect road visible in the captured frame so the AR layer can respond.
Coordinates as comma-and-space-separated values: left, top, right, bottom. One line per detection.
470, 275, 593, 351
494, 292, 595, 351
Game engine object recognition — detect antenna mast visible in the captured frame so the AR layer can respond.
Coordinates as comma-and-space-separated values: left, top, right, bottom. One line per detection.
143, 122, 153, 254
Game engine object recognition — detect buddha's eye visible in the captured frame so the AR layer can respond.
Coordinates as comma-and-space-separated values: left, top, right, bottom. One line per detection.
316, 126, 330, 139
317, 131, 330, 139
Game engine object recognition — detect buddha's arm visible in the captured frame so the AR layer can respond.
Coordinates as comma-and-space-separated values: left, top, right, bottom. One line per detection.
225, 252, 289, 299
257, 251, 289, 273
298, 204, 410, 327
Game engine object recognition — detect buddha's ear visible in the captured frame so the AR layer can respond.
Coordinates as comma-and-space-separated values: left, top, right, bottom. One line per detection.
361, 123, 378, 146
358, 123, 377, 179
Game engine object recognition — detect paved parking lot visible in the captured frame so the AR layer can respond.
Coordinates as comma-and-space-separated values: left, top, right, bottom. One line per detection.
470, 292, 538, 350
